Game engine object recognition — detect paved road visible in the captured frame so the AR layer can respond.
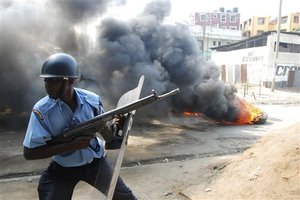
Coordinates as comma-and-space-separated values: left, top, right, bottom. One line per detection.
0, 104, 299, 199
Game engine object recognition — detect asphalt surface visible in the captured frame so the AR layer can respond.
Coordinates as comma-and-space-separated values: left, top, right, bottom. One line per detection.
0, 86, 299, 199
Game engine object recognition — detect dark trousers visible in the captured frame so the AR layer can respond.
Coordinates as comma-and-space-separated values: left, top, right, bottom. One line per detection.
37, 156, 137, 200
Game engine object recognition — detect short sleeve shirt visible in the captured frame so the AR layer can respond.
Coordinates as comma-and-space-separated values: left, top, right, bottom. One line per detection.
23, 88, 105, 167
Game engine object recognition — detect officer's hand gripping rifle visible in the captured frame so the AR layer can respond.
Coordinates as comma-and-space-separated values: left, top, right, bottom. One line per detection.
44, 88, 180, 145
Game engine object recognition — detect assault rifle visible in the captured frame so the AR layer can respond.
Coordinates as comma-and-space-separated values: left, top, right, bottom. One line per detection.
44, 88, 180, 145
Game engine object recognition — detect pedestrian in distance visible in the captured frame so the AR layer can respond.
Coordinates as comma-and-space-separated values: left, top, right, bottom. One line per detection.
23, 53, 137, 200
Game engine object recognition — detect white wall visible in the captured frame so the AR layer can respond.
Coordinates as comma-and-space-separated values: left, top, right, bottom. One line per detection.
211, 33, 300, 87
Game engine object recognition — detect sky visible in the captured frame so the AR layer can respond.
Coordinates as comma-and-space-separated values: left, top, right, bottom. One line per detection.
106, 0, 300, 22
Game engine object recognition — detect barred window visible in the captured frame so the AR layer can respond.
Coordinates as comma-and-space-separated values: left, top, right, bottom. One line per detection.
200, 14, 207, 21
221, 14, 226, 22
274, 42, 300, 53
230, 14, 236, 22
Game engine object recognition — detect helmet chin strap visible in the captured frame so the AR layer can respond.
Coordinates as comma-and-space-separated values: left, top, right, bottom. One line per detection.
57, 77, 69, 99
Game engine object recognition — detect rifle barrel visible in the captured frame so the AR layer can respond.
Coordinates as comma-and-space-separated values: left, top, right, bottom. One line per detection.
62, 88, 180, 138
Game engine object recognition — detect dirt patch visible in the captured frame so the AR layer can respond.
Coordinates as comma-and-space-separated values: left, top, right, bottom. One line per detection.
181, 123, 300, 199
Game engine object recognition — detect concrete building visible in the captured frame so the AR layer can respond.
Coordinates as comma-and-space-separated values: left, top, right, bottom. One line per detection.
189, 7, 244, 60
241, 12, 300, 37
190, 25, 245, 60
190, 7, 241, 30
211, 31, 300, 88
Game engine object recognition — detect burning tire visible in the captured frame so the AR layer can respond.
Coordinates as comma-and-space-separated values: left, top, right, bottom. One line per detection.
253, 111, 268, 124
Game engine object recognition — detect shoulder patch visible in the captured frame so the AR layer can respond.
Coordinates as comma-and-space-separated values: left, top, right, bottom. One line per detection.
33, 109, 43, 120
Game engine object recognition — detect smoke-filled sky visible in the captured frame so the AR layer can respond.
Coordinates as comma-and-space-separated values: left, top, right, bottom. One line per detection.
0, 0, 241, 122
109, 0, 300, 22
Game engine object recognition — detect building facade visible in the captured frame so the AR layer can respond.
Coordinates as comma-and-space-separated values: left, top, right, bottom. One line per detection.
211, 32, 300, 88
241, 12, 300, 37
190, 25, 244, 61
190, 7, 241, 30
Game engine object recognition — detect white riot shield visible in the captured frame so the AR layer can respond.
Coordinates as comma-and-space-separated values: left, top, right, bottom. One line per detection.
91, 75, 144, 200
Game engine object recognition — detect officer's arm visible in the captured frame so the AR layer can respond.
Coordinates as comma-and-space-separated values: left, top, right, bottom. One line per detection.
23, 135, 94, 160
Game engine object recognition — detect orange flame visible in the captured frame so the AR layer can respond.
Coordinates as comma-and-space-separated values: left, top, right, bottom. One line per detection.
183, 111, 201, 117
182, 98, 266, 125
234, 98, 264, 124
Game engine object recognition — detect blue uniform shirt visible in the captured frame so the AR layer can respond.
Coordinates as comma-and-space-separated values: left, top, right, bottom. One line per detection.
23, 88, 105, 167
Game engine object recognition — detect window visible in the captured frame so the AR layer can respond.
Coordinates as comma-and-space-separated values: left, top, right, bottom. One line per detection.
281, 16, 287, 24
221, 14, 226, 22
198, 40, 204, 52
274, 42, 300, 53
247, 37, 268, 48
218, 41, 222, 46
248, 41, 255, 48
200, 14, 207, 21
255, 37, 267, 47
213, 41, 216, 46
293, 16, 299, 23
230, 14, 236, 22
248, 19, 252, 26
257, 18, 265, 25
213, 14, 218, 19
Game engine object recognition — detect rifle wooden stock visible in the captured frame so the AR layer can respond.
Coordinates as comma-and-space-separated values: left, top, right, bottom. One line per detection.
44, 88, 180, 145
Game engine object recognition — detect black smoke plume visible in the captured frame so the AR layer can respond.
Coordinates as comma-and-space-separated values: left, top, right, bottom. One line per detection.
0, 0, 240, 128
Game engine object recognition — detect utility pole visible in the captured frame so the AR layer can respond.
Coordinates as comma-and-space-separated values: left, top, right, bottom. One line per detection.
271, 0, 282, 92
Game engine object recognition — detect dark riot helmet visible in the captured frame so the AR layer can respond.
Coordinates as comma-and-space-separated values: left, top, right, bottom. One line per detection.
40, 53, 80, 79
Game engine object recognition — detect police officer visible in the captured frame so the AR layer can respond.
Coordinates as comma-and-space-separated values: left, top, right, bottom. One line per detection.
23, 53, 137, 200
